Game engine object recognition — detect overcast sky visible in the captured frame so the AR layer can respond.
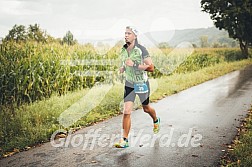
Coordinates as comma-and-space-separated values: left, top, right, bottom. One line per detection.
0, 0, 214, 41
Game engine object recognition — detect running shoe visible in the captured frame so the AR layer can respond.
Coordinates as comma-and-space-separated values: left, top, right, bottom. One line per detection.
153, 117, 160, 134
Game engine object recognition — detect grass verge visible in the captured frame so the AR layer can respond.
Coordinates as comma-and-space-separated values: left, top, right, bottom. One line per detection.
220, 106, 252, 166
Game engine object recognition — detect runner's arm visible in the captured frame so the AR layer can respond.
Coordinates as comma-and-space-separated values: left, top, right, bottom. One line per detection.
137, 57, 154, 72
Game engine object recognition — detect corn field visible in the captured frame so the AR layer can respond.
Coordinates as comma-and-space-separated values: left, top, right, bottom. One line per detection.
0, 41, 120, 106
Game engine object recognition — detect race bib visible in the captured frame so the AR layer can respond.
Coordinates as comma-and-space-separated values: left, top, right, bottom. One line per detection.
134, 82, 149, 94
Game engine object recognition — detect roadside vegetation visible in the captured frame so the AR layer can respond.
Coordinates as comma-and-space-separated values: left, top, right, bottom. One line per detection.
220, 106, 252, 166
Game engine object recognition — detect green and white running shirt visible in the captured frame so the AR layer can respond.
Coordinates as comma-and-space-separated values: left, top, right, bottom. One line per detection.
121, 42, 150, 83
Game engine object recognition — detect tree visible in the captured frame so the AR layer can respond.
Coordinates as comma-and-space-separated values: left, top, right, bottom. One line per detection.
201, 0, 252, 58
27, 24, 47, 43
4, 24, 55, 43
5, 24, 27, 42
63, 31, 77, 45
212, 42, 221, 48
192, 43, 198, 48
200, 35, 209, 48
158, 42, 170, 49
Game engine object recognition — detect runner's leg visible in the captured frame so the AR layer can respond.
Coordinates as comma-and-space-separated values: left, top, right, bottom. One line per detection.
122, 101, 134, 138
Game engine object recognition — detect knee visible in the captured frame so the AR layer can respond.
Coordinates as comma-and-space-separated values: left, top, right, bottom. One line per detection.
143, 106, 151, 113
123, 108, 132, 115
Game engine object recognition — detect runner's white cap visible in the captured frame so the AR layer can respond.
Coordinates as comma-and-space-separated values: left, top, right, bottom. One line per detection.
126, 26, 138, 36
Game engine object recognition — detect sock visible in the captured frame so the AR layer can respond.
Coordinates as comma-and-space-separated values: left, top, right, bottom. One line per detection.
154, 118, 159, 123
123, 137, 128, 141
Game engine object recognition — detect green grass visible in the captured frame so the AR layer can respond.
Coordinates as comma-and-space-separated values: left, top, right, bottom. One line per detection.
0, 58, 252, 157
220, 107, 252, 166
150, 60, 252, 101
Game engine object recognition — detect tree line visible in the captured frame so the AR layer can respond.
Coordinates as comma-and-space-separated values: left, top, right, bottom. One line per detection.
201, 0, 252, 59
2, 24, 77, 45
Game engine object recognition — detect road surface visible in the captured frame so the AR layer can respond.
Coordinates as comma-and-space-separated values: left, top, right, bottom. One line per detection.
1, 65, 252, 167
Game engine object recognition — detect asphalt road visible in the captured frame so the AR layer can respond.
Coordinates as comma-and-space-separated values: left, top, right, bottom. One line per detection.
1, 65, 252, 167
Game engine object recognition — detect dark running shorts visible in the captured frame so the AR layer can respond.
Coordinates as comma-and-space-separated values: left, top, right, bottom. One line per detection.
124, 80, 150, 105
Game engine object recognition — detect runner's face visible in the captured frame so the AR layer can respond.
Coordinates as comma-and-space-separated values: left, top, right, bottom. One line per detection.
125, 28, 136, 44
